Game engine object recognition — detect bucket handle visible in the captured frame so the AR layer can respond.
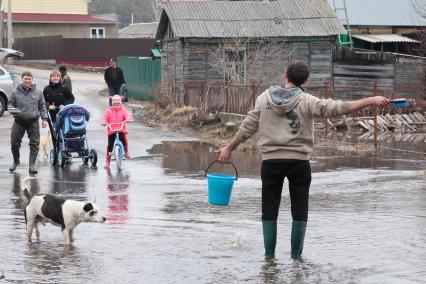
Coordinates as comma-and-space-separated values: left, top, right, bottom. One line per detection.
205, 160, 238, 180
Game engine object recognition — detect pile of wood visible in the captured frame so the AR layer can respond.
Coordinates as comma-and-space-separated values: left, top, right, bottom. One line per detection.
322, 113, 426, 133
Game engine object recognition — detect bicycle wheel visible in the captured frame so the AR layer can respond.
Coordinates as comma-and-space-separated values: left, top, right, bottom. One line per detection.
114, 144, 122, 170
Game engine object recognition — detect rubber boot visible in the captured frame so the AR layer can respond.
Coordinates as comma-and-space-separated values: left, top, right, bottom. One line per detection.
124, 138, 131, 159
124, 145, 131, 159
9, 150, 20, 172
291, 221, 307, 260
262, 220, 277, 260
28, 149, 38, 174
104, 153, 111, 169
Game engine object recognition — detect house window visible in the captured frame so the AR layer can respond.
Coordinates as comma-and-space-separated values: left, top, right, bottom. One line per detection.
90, 27, 105, 38
224, 50, 246, 84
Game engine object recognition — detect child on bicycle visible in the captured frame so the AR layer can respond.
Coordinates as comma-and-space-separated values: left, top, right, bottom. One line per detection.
102, 95, 132, 168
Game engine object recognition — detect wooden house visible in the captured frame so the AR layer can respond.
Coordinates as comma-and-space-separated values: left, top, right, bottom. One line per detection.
156, 1, 346, 108
328, 0, 425, 54
1, 0, 118, 40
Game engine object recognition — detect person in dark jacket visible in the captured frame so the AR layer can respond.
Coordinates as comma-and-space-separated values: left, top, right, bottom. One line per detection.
104, 58, 126, 106
59, 65, 72, 92
43, 70, 75, 145
8, 71, 48, 174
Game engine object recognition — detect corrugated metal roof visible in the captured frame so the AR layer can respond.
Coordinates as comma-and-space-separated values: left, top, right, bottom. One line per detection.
158, 1, 346, 38
327, 0, 426, 26
352, 34, 419, 43
119, 22, 159, 38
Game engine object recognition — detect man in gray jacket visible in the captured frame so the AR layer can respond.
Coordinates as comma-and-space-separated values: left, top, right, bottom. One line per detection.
217, 62, 390, 261
8, 71, 48, 174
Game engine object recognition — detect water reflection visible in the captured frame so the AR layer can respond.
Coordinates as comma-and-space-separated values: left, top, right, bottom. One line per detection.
49, 164, 94, 195
23, 243, 96, 283
11, 173, 40, 210
148, 141, 261, 178
259, 260, 360, 284
313, 131, 425, 171
148, 132, 425, 178
106, 169, 129, 224
260, 261, 283, 284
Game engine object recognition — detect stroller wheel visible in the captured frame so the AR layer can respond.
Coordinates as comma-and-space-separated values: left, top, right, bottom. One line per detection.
58, 151, 67, 167
49, 149, 57, 165
89, 149, 98, 166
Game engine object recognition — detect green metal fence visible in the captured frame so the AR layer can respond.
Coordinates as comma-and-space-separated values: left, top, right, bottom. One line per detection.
117, 56, 161, 101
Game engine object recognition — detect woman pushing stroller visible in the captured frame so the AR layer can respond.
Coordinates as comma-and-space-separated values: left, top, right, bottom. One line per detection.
43, 70, 75, 145
102, 95, 132, 169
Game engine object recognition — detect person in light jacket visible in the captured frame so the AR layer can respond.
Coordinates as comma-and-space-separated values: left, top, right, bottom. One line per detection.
217, 62, 390, 260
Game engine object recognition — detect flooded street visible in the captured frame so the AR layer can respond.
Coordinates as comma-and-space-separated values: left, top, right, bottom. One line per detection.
0, 69, 425, 283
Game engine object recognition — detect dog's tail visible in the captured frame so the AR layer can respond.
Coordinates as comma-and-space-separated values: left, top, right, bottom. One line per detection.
22, 176, 35, 201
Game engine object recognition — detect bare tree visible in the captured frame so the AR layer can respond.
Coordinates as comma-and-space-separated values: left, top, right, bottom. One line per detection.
150, 0, 163, 22
209, 37, 285, 113
211, 38, 283, 85
0, 0, 3, 47
409, 0, 426, 56
90, 0, 157, 27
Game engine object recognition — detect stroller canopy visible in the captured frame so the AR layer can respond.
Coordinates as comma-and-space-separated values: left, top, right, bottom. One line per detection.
56, 104, 90, 130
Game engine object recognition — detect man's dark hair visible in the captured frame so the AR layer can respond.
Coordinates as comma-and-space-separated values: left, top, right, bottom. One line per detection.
109, 58, 116, 62
59, 65, 67, 72
21, 71, 33, 78
287, 62, 310, 86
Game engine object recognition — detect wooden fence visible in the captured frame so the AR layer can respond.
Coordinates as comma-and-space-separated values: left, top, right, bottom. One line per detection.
183, 81, 425, 114
181, 47, 425, 114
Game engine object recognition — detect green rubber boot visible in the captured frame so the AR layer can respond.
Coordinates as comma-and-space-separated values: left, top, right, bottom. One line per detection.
291, 221, 307, 259
262, 220, 277, 260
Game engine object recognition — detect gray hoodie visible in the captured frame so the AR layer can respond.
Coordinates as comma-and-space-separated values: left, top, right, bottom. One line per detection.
8, 84, 48, 121
235, 86, 350, 160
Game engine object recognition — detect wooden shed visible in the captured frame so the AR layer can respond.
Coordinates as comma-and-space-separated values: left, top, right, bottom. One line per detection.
156, 1, 346, 111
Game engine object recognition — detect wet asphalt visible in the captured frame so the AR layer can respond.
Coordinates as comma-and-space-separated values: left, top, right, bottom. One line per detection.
0, 69, 425, 283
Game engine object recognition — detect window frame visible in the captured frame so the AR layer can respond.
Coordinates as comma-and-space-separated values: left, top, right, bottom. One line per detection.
90, 27, 106, 39
224, 49, 247, 84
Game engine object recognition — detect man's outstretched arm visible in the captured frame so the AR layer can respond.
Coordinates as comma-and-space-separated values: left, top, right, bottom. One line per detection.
347, 96, 390, 112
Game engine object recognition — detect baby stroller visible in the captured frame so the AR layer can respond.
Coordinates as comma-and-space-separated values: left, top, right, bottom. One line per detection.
49, 104, 98, 167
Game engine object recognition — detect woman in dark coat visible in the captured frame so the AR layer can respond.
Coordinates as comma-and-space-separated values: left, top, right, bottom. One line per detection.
43, 70, 75, 144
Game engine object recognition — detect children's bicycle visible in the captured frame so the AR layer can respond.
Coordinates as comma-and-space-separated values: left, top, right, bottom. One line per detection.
106, 121, 128, 170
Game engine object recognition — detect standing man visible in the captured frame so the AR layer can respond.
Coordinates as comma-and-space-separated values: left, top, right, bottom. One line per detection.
217, 62, 390, 260
59, 65, 72, 92
104, 58, 126, 106
8, 71, 48, 174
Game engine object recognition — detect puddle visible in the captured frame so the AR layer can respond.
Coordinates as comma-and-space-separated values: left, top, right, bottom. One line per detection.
147, 132, 425, 177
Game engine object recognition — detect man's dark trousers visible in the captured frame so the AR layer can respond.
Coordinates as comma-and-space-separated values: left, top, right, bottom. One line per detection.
108, 85, 121, 106
11, 120, 40, 167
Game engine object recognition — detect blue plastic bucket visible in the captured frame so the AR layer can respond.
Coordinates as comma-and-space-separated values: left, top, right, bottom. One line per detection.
205, 161, 238, 206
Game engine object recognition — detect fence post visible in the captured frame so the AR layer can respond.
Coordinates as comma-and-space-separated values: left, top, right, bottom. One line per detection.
225, 85, 229, 112
184, 82, 189, 106
202, 81, 206, 110
373, 81, 378, 149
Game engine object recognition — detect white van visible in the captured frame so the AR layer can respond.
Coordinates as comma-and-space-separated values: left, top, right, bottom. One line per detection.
0, 48, 25, 117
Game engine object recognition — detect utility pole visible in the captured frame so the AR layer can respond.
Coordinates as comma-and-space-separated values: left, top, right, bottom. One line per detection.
0, 0, 3, 47
7, 0, 12, 49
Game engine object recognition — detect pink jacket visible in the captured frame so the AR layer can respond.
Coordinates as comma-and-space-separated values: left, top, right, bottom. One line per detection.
102, 107, 131, 136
